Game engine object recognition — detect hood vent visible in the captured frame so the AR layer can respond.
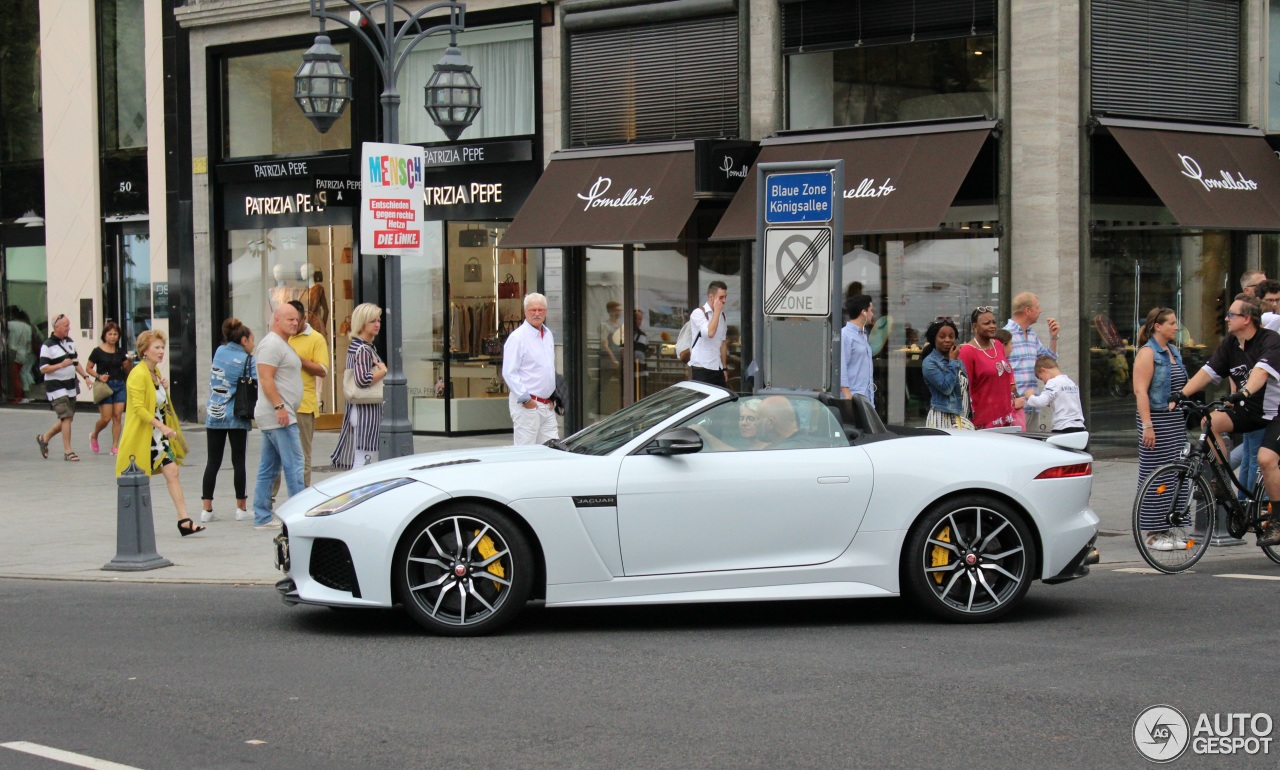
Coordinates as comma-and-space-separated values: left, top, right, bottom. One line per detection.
410, 458, 481, 471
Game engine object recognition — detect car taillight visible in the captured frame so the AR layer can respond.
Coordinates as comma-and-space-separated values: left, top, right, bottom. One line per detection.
1035, 463, 1092, 479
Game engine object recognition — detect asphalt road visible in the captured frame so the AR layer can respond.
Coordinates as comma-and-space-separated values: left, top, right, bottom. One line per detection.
2, 560, 1279, 770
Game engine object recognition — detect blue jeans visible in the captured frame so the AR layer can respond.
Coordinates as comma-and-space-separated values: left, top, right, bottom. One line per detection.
253, 424, 304, 525
1236, 429, 1264, 498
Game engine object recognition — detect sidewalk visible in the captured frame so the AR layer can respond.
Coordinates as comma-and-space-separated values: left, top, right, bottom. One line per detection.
0, 406, 1264, 585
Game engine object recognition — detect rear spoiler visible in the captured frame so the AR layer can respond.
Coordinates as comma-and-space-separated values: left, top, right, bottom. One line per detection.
990, 428, 1091, 452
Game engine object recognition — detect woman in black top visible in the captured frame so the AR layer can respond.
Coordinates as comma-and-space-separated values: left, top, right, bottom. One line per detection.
86, 321, 132, 454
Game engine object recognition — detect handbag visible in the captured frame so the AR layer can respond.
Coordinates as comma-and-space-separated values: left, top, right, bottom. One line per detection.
498, 273, 520, 299
343, 347, 384, 404
91, 379, 112, 403
463, 256, 482, 282
233, 355, 257, 421
162, 396, 188, 463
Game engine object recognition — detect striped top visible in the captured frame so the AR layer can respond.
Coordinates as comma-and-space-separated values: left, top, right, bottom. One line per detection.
38, 335, 79, 400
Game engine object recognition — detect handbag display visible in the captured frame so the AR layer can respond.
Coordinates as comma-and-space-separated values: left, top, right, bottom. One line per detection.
233, 355, 257, 421
463, 256, 482, 282
498, 273, 520, 299
91, 379, 112, 403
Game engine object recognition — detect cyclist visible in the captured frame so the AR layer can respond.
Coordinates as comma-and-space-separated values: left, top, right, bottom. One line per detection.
1178, 294, 1280, 545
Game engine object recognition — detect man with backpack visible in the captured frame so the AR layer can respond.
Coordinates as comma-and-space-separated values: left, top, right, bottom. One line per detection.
684, 280, 729, 386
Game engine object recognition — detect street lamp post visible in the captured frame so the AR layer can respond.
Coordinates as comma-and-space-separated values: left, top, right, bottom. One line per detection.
295, 0, 481, 460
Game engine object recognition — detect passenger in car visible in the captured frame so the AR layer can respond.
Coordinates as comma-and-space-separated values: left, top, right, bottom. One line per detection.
690, 397, 768, 452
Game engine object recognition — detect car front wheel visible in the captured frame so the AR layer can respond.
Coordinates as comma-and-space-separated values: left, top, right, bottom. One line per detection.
394, 504, 533, 636
904, 495, 1035, 622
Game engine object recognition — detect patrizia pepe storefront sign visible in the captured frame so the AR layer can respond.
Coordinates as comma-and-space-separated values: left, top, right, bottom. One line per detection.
1178, 153, 1259, 192
420, 137, 537, 220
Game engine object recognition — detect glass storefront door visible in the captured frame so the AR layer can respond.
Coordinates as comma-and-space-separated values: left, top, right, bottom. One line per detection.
104, 221, 150, 348
2, 233, 47, 403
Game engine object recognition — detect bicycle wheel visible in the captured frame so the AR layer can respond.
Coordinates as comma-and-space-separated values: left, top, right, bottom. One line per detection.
1132, 461, 1215, 573
1263, 543, 1280, 565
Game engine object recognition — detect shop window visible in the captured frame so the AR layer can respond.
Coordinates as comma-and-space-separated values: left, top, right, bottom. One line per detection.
841, 233, 999, 426
226, 225, 355, 416
0, 0, 43, 164
396, 22, 535, 143
788, 36, 996, 129
1086, 231, 1233, 453
223, 47, 352, 159
406, 221, 539, 433
97, 0, 147, 151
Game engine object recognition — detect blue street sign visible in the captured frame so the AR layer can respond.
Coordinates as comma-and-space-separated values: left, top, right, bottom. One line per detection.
764, 171, 835, 224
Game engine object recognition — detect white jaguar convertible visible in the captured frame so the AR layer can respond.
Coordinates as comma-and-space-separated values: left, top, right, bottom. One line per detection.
273, 382, 1099, 635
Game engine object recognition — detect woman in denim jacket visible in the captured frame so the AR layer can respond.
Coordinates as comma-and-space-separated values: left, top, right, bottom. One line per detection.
200, 318, 256, 523
921, 318, 974, 430
1132, 307, 1188, 547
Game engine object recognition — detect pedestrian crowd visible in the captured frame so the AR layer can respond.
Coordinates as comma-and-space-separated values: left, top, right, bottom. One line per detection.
24, 299, 382, 538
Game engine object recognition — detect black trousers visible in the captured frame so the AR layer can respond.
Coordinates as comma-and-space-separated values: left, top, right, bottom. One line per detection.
690, 366, 726, 385
203, 428, 248, 500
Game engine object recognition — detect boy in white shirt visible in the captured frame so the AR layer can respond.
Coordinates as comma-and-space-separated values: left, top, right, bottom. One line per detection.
1023, 356, 1085, 433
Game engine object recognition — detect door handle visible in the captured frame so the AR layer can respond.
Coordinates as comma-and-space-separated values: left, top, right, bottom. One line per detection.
817, 476, 850, 484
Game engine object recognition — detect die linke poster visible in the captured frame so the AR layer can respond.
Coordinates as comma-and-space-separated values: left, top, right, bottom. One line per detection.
361, 142, 425, 256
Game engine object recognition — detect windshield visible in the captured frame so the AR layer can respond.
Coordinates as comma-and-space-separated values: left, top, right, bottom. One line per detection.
559, 386, 712, 456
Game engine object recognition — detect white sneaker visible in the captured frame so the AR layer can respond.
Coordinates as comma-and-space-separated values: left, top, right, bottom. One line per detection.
199, 509, 218, 523
234, 509, 252, 521
254, 519, 283, 530
1145, 530, 1188, 551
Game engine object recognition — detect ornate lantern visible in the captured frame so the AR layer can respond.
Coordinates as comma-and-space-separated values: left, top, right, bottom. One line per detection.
424, 45, 482, 142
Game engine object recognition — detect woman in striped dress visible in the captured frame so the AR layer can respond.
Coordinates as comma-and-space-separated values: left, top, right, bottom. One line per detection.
331, 303, 387, 469
1132, 307, 1189, 550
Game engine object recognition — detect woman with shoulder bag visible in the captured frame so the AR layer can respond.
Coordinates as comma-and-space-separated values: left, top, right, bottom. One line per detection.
200, 318, 256, 524
332, 303, 387, 469
86, 321, 132, 454
116, 329, 203, 536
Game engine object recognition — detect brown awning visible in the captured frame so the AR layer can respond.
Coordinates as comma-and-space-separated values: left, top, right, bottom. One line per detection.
1102, 118, 1280, 229
711, 120, 995, 240
499, 143, 698, 248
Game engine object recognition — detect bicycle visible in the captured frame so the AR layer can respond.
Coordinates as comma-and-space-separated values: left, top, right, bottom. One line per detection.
1132, 399, 1280, 573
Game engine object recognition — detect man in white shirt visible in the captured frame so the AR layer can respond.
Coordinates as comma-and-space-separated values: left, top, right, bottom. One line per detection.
688, 281, 729, 385
252, 303, 304, 529
502, 293, 559, 446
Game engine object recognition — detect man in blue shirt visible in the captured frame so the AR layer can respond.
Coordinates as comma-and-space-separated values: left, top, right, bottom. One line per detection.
1004, 292, 1059, 425
841, 294, 875, 405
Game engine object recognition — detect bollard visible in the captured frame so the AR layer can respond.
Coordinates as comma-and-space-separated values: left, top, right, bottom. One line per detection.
103, 455, 173, 571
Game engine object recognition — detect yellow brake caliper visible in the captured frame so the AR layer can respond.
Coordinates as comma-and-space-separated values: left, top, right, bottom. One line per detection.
931, 526, 952, 584
474, 531, 506, 591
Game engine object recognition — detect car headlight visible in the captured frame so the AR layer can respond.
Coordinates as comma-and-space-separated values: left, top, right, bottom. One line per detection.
305, 478, 415, 517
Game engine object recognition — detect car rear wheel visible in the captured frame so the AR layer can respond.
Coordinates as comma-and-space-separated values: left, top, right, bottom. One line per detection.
394, 504, 533, 636
904, 495, 1035, 622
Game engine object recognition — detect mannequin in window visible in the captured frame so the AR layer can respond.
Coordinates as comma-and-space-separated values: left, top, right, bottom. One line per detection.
306, 267, 329, 339
269, 263, 294, 311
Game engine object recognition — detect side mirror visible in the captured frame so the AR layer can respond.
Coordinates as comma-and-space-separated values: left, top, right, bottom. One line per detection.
647, 427, 703, 456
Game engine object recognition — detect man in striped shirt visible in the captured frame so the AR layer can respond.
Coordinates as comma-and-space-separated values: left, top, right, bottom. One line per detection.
36, 313, 93, 461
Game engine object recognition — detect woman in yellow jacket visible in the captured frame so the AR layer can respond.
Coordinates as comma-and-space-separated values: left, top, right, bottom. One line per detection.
116, 329, 203, 536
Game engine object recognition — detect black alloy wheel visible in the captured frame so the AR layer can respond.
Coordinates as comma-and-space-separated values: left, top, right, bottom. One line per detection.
394, 503, 533, 636
904, 495, 1035, 622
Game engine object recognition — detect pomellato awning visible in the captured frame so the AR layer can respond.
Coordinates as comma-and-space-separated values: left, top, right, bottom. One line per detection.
499, 142, 699, 248
711, 119, 996, 240
1098, 117, 1280, 229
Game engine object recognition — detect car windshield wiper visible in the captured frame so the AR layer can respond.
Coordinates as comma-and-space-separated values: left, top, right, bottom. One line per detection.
544, 438, 568, 451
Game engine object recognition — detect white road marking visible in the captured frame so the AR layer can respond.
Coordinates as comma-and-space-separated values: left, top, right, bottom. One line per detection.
1112, 567, 1168, 574
1215, 573, 1280, 581
0, 742, 145, 770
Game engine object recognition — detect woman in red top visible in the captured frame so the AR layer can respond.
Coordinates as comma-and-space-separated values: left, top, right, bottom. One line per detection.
958, 306, 1025, 429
